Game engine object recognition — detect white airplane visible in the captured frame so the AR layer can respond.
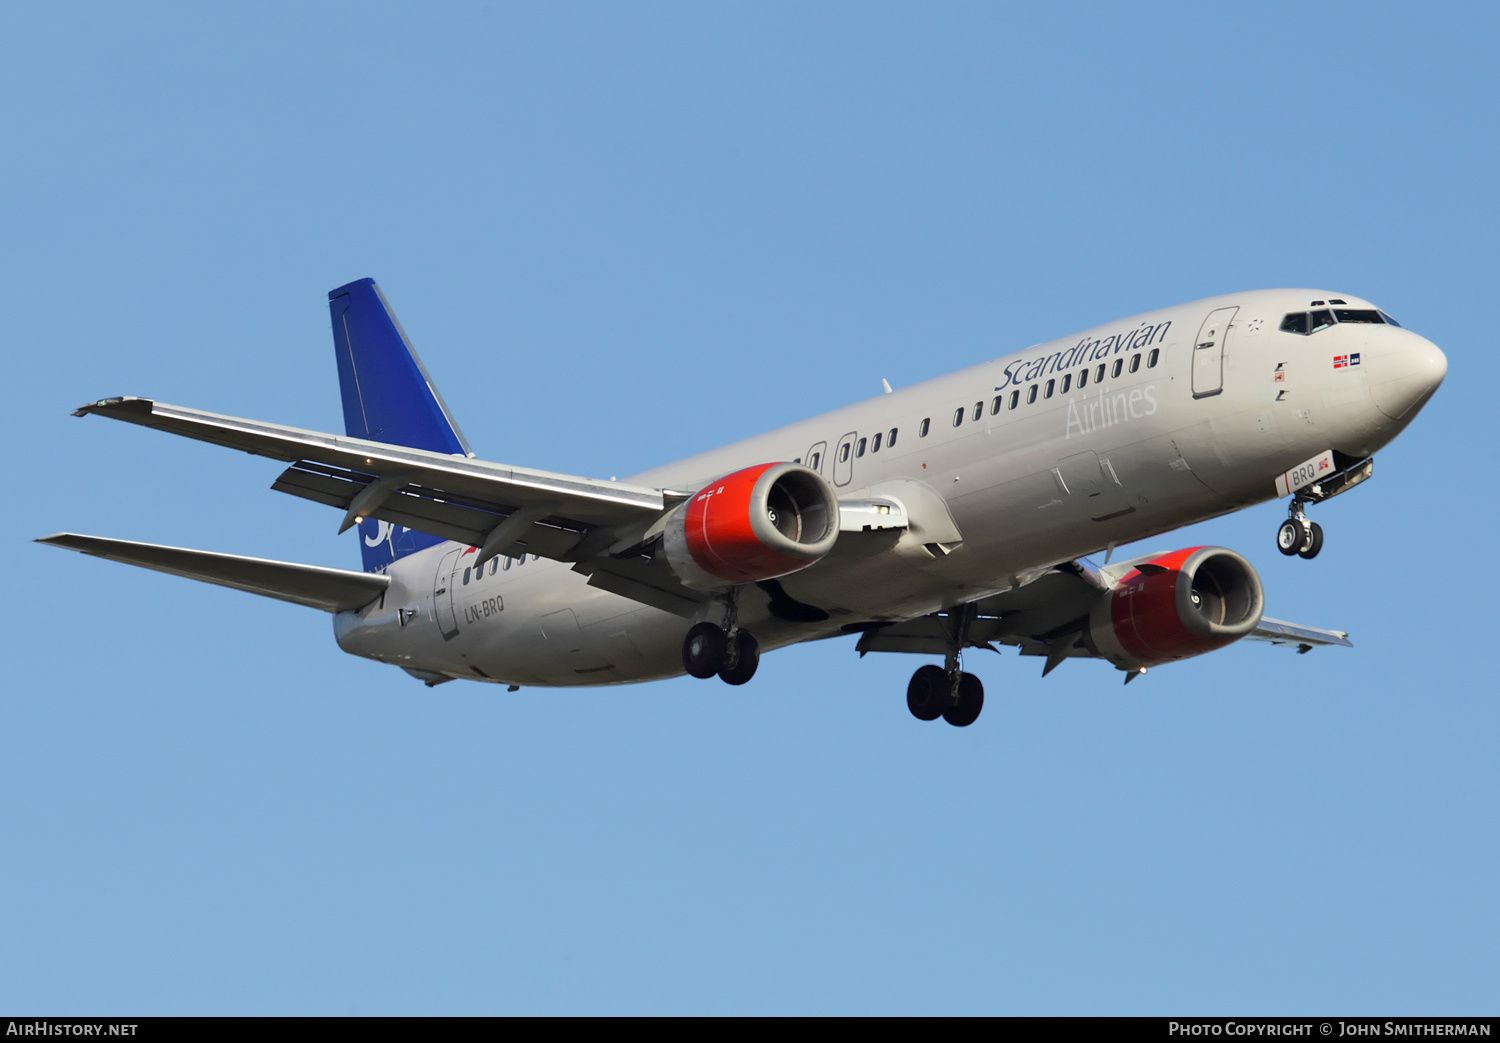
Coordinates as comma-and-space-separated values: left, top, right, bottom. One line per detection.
40, 280, 1447, 726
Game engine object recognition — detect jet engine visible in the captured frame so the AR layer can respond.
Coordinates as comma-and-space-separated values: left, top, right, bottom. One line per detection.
1085, 546, 1265, 669
663, 462, 840, 589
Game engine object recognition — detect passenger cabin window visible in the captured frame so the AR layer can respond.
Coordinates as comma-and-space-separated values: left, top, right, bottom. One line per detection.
1280, 312, 1309, 334
1044, 379, 1055, 399
1094, 363, 1105, 383
953, 407, 964, 427
503, 556, 512, 570
871, 432, 882, 452
991, 395, 1003, 415
1009, 390, 1019, 409
919, 418, 930, 437
1078, 368, 1089, 388
1309, 309, 1335, 333
1148, 348, 1159, 368
888, 427, 898, 447
1027, 385, 1038, 404
969, 401, 980, 421
1061, 374, 1071, 393
1111, 359, 1123, 378
839, 443, 851, 462
463, 567, 471, 584
1130, 353, 1141, 373
856, 437, 867, 458
491, 559, 499, 575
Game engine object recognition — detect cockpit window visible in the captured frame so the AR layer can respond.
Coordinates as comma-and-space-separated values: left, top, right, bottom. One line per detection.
1333, 309, 1384, 324
1380, 310, 1402, 328
1309, 309, 1336, 333
1280, 312, 1309, 334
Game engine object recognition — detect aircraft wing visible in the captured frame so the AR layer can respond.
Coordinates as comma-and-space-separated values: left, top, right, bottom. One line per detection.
1242, 616, 1353, 651
36, 533, 389, 613
855, 559, 1351, 671
72, 397, 676, 563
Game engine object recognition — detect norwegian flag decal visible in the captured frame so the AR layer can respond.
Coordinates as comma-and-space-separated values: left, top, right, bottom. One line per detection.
1334, 354, 1348, 368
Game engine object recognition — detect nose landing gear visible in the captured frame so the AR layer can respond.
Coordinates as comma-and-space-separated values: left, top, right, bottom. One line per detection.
1276, 501, 1323, 560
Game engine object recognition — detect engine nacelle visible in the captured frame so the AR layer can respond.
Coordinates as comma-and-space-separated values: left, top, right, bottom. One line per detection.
663, 462, 839, 590
1086, 546, 1265, 670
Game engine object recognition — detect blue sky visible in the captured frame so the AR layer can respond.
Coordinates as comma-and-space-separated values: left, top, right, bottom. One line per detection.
3, 2, 1497, 1014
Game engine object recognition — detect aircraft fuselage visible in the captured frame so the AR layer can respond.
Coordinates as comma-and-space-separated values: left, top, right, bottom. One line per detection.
333, 288, 1445, 687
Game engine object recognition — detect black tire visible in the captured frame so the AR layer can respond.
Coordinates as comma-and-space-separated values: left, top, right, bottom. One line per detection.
943, 673, 985, 727
906, 665, 948, 721
1276, 519, 1303, 556
1297, 521, 1324, 560
682, 622, 727, 679
718, 630, 761, 686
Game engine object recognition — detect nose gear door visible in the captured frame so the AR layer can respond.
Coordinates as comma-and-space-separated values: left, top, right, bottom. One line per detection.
1192, 306, 1238, 398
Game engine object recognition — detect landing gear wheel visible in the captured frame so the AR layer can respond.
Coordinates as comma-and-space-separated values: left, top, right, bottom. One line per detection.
1297, 521, 1324, 560
906, 665, 949, 721
1276, 519, 1304, 556
718, 630, 761, 686
942, 673, 985, 727
682, 622, 727, 679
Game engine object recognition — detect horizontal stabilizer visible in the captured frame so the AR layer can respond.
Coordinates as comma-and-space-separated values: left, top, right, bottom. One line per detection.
35, 533, 389, 613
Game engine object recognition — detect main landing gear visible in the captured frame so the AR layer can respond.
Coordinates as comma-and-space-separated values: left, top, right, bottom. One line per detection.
1276, 499, 1323, 560
681, 592, 761, 686
906, 656, 984, 727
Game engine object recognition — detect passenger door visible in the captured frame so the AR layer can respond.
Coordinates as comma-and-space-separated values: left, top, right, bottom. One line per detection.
433, 546, 461, 639
1192, 306, 1238, 398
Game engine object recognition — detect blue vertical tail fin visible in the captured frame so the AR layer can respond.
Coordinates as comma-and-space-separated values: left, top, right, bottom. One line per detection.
328, 278, 471, 571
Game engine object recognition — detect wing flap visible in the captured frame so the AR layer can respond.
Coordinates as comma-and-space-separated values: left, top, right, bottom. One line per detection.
269, 462, 587, 558
36, 533, 389, 613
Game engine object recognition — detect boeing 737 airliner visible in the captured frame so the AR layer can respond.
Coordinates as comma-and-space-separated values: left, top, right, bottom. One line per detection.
40, 280, 1447, 726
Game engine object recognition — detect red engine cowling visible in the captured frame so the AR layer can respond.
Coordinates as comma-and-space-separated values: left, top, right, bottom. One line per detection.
663, 462, 840, 589
1086, 546, 1265, 669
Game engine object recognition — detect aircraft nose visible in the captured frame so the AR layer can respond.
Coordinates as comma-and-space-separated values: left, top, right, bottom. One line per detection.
1370, 334, 1447, 421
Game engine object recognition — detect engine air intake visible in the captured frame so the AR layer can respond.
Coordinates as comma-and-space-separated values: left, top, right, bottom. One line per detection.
664, 462, 839, 589
1087, 546, 1265, 669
